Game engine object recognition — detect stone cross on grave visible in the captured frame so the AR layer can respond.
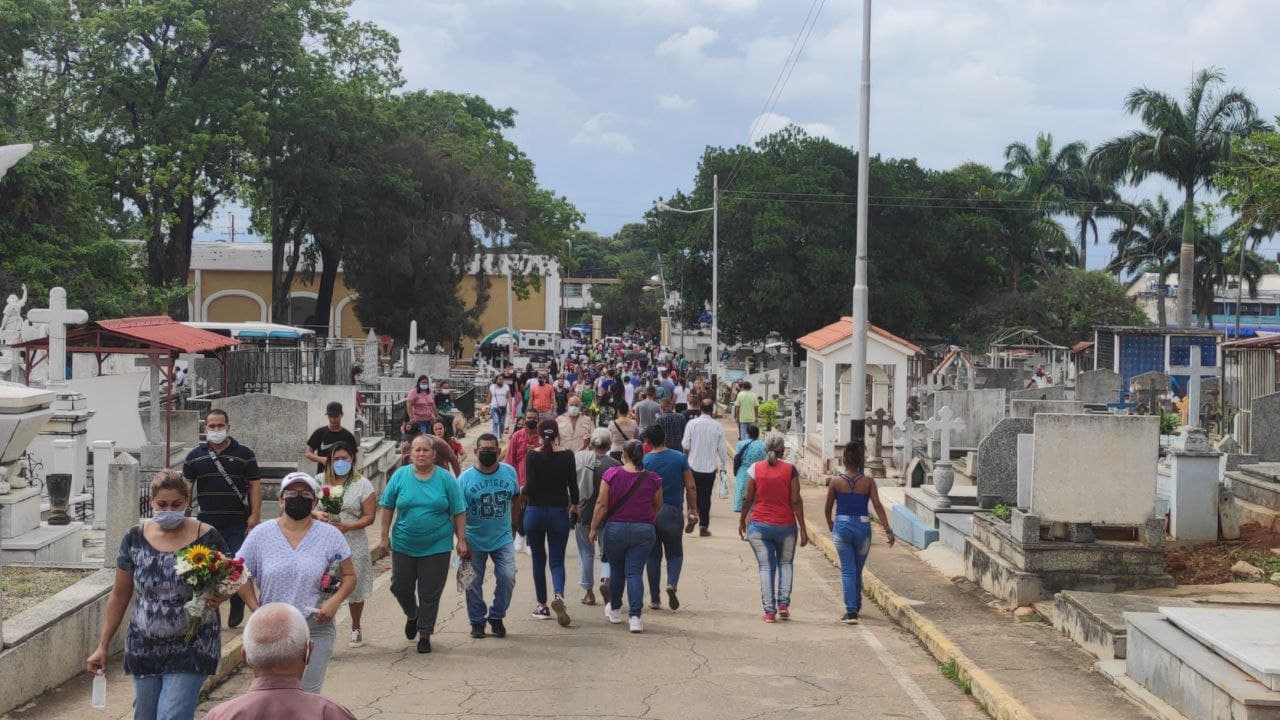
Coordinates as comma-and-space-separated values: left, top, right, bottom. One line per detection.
27, 287, 88, 384
925, 405, 964, 461
866, 408, 893, 458
1107, 389, 1136, 414
1168, 347, 1217, 429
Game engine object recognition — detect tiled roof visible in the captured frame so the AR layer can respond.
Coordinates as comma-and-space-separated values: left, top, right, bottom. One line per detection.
796, 317, 921, 354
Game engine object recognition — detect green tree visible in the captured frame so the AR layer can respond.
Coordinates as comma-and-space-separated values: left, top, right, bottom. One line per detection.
47, 0, 367, 317
0, 145, 178, 319
963, 268, 1149, 347
1217, 121, 1280, 234
1108, 196, 1180, 327
1089, 68, 1268, 328
591, 272, 662, 334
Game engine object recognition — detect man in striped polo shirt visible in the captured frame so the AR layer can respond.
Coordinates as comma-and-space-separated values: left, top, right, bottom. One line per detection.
183, 407, 262, 627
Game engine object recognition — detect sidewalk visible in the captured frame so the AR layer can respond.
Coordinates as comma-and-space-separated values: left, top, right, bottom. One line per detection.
799, 485, 1152, 720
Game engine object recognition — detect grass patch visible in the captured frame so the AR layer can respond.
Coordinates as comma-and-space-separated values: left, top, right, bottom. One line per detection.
991, 503, 1012, 522
940, 658, 972, 695
2, 566, 93, 619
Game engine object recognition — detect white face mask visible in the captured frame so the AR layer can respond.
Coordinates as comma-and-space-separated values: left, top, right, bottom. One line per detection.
568, 406, 581, 417
206, 429, 228, 444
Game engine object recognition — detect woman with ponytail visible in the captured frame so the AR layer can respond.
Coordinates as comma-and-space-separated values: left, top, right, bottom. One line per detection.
738, 433, 808, 623
522, 419, 580, 626
824, 443, 893, 624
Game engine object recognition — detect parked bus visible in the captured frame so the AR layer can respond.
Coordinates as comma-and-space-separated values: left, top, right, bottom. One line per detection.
182, 321, 316, 347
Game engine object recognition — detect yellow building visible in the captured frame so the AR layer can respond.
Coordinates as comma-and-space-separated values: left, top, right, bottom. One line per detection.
174, 241, 561, 352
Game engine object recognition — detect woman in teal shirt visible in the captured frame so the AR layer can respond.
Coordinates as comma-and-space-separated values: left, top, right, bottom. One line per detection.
380, 434, 469, 654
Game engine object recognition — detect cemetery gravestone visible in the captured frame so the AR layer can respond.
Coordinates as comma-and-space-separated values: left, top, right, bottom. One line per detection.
976, 418, 1034, 509
1249, 391, 1280, 462
926, 389, 1006, 450
1011, 385, 1066, 401
220, 394, 308, 464
1077, 369, 1123, 406
1168, 347, 1217, 429
1030, 414, 1159, 525
1130, 371, 1171, 414
1010, 399, 1083, 418
1016, 433, 1034, 508
974, 368, 1028, 392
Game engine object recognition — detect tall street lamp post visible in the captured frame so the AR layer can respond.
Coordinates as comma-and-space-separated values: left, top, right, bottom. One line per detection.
850, 0, 872, 452
656, 173, 719, 395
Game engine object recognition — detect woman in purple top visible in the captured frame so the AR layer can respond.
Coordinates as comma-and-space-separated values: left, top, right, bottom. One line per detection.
589, 440, 663, 633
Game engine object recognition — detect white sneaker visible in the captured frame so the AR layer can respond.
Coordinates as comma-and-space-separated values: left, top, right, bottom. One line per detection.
604, 606, 623, 624
348, 629, 364, 648
514, 535, 526, 552
629, 616, 644, 633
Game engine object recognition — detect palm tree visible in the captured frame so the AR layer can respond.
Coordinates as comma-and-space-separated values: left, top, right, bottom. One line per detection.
1191, 221, 1272, 328
1002, 132, 1084, 208
1089, 68, 1268, 328
1068, 166, 1125, 269
1108, 196, 1180, 326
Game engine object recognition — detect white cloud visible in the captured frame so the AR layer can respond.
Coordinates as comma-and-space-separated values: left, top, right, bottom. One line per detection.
750, 112, 840, 143
657, 94, 696, 110
703, 0, 759, 12
572, 113, 635, 154
656, 26, 718, 59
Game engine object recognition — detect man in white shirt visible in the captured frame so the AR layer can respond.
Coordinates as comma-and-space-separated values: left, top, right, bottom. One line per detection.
682, 398, 729, 537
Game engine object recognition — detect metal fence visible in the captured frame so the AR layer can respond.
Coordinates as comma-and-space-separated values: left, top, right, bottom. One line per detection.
226, 346, 355, 395
355, 386, 480, 441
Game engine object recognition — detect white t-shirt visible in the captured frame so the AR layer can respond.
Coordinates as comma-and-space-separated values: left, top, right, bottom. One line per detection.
624, 382, 636, 404
674, 385, 689, 404
489, 383, 511, 407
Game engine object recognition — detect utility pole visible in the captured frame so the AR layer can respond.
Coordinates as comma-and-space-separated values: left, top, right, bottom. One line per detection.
712, 173, 720, 397
849, 0, 872, 453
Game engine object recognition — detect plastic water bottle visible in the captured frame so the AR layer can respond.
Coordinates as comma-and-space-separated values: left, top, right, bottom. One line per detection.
90, 672, 106, 708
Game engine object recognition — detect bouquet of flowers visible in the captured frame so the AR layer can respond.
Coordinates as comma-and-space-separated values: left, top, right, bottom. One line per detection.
175, 544, 250, 643
319, 483, 346, 516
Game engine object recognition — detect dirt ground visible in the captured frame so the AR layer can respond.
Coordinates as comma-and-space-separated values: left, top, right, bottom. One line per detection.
1, 566, 94, 619
1165, 522, 1280, 585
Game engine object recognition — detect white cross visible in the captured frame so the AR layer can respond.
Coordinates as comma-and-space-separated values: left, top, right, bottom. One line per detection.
27, 287, 87, 384
925, 405, 965, 460
1168, 346, 1217, 428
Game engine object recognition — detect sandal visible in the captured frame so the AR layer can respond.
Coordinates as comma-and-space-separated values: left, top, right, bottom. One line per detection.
581, 590, 597, 606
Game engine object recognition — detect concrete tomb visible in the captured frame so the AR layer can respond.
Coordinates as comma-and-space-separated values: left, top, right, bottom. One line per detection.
1010, 399, 1083, 418
922, 389, 1005, 450
1010, 385, 1066, 401
1249, 391, 1280, 462
1030, 414, 1159, 525
1130, 371, 1171, 414
976, 418, 1033, 509
1077, 369, 1123, 406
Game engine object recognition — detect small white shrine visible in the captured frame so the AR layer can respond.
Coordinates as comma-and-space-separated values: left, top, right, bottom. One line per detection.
798, 316, 920, 469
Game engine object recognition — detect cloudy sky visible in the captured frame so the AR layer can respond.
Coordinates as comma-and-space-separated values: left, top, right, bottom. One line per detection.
209, 0, 1280, 268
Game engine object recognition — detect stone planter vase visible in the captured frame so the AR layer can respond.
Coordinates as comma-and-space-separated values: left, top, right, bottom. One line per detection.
46, 472, 72, 525
933, 461, 954, 509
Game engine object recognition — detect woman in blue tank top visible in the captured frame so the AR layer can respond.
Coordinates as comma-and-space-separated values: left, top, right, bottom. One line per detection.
823, 444, 893, 624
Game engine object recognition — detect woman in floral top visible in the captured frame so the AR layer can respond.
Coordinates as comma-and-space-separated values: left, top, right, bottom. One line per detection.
87, 470, 227, 720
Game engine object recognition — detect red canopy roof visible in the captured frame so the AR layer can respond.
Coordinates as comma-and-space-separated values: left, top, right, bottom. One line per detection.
796, 316, 921, 354
14, 316, 238, 354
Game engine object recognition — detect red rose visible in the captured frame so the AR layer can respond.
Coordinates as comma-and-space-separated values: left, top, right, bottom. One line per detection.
322, 486, 331, 497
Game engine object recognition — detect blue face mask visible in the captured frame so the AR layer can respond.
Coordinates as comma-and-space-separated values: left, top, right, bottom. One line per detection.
153, 510, 186, 530
332, 459, 353, 477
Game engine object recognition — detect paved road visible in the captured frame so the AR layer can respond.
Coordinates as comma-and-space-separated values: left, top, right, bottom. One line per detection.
196, 498, 985, 720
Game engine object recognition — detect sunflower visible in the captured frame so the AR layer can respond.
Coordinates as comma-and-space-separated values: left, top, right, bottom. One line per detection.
185, 544, 213, 568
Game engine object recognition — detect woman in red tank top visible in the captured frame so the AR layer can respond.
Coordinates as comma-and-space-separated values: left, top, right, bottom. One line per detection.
737, 434, 809, 622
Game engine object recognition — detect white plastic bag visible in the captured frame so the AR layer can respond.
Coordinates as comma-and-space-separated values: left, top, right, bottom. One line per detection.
716, 470, 729, 499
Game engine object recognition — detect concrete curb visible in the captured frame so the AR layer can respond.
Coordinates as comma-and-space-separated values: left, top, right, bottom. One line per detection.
803, 518, 1038, 720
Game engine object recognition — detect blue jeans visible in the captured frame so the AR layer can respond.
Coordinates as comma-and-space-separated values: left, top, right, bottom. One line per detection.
575, 523, 610, 588
491, 406, 507, 436
523, 506, 571, 604
132, 673, 206, 720
604, 521, 657, 617
746, 521, 797, 614
646, 504, 684, 600
739, 422, 752, 440
832, 515, 872, 613
466, 543, 517, 624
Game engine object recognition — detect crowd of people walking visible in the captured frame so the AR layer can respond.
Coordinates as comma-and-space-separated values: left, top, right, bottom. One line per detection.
87, 331, 893, 719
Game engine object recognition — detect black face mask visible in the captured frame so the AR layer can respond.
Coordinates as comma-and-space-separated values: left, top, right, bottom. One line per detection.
478, 449, 499, 466
525, 420, 537, 430
284, 496, 314, 521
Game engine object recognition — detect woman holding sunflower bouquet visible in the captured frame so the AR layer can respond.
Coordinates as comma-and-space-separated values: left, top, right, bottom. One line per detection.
87, 470, 227, 720
313, 441, 377, 649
